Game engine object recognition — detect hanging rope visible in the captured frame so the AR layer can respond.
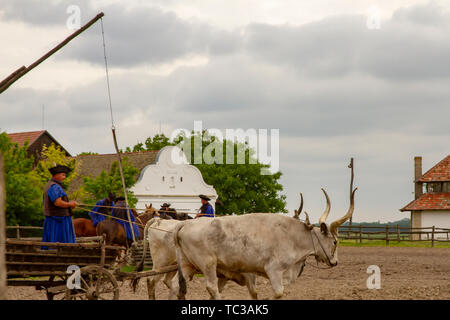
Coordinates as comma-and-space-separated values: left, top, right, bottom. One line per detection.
76, 206, 173, 233
100, 17, 115, 130
100, 18, 136, 242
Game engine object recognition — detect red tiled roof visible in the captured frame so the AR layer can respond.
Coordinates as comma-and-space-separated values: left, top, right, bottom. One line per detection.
7, 130, 45, 147
400, 193, 450, 211
418, 155, 450, 182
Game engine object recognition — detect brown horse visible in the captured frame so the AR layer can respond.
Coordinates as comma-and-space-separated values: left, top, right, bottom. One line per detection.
73, 218, 97, 237
96, 219, 128, 247
135, 204, 157, 237
96, 204, 157, 247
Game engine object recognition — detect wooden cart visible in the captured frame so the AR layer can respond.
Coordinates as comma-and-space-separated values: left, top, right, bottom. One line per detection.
6, 236, 123, 300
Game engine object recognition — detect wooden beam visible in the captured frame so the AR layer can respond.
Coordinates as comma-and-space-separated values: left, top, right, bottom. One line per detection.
0, 12, 104, 95
0, 153, 7, 300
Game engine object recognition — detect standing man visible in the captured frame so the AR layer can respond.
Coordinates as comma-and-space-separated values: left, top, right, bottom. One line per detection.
42, 165, 77, 245
89, 192, 116, 227
195, 194, 215, 218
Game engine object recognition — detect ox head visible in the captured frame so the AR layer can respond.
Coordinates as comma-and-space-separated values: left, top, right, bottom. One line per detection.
301, 187, 356, 267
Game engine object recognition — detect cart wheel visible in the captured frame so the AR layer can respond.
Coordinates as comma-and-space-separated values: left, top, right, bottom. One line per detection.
65, 265, 119, 300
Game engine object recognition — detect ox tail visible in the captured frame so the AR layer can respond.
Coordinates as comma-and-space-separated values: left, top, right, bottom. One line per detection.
173, 222, 187, 299
132, 219, 156, 292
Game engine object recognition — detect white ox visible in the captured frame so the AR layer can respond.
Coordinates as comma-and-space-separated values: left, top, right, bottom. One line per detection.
134, 218, 258, 299
170, 187, 356, 300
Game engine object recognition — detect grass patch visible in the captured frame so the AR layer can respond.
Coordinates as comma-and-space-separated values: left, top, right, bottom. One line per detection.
339, 239, 450, 248
120, 265, 152, 272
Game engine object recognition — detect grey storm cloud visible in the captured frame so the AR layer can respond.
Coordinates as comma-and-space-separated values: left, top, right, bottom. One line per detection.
3, 0, 450, 80
0, 0, 92, 26
244, 3, 450, 81
0, 0, 241, 66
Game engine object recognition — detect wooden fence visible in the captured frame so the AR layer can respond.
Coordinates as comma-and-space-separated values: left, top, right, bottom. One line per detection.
6, 224, 450, 248
337, 225, 450, 247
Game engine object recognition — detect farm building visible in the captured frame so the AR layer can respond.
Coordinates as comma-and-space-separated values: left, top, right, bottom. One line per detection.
130, 146, 217, 215
400, 155, 450, 239
7, 130, 71, 165
70, 146, 217, 216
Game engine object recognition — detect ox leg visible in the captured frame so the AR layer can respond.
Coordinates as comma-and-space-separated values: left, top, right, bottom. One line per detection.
218, 278, 228, 293
163, 271, 176, 289
146, 274, 163, 300
244, 273, 258, 300
203, 264, 221, 300
266, 269, 284, 299
169, 266, 196, 300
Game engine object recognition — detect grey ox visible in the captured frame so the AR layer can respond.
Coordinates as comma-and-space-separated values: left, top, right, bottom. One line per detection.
133, 218, 258, 299
169, 187, 356, 300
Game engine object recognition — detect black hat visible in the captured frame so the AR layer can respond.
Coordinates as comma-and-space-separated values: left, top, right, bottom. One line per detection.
107, 192, 116, 201
116, 196, 126, 201
161, 203, 171, 207
48, 165, 71, 176
199, 194, 211, 201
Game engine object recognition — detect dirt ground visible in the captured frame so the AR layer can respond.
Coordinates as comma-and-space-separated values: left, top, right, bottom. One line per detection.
6, 246, 450, 300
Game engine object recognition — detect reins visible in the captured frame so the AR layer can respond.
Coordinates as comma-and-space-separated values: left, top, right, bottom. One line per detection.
75, 206, 173, 233
306, 229, 334, 270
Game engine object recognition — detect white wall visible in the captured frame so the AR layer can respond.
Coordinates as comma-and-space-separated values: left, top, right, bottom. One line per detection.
130, 146, 218, 216
421, 210, 450, 239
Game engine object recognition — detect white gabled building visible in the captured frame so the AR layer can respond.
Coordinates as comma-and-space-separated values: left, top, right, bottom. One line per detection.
130, 146, 218, 216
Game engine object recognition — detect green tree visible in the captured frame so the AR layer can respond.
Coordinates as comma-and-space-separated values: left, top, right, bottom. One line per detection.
127, 132, 287, 215
128, 133, 174, 152
80, 157, 139, 208
0, 132, 42, 226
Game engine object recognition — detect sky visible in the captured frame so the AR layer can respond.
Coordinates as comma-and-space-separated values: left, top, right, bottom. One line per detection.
0, 0, 449, 223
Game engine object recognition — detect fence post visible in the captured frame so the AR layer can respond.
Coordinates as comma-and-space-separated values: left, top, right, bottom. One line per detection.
385, 225, 389, 246
0, 152, 7, 300
359, 224, 362, 243
431, 226, 435, 248
397, 224, 400, 242
16, 225, 20, 239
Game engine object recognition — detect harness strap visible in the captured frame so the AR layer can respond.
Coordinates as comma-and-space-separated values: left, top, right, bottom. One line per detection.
307, 229, 334, 269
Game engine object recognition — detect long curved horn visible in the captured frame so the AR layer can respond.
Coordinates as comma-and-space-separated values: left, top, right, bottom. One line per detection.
330, 187, 357, 234
303, 211, 314, 230
318, 188, 331, 225
293, 193, 303, 219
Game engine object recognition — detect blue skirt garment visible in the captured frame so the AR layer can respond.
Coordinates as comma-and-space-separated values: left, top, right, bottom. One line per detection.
41, 216, 76, 249
116, 220, 140, 240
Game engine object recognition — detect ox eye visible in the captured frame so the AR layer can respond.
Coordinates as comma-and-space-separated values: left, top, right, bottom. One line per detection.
333, 240, 337, 245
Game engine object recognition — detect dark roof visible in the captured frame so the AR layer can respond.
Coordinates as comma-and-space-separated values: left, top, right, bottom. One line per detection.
7, 130, 71, 156
8, 130, 46, 146
400, 193, 450, 211
68, 150, 159, 193
418, 155, 450, 182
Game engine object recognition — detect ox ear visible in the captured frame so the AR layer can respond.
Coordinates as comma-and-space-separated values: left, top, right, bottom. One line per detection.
320, 222, 329, 235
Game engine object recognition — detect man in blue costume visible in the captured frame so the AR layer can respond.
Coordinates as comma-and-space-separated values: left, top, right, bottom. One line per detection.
111, 197, 140, 242
195, 194, 215, 218
89, 192, 116, 227
42, 165, 77, 247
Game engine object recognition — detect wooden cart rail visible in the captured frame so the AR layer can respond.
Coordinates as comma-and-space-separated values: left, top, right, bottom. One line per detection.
5, 237, 125, 300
